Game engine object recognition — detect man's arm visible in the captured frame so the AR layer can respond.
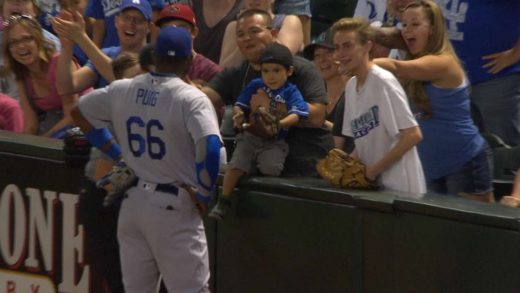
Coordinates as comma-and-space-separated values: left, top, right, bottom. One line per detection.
53, 11, 115, 83
55, 44, 97, 95
300, 102, 326, 127
53, 13, 98, 95
292, 58, 329, 127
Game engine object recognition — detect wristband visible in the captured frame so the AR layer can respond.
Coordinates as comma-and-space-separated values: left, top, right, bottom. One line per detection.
106, 143, 122, 161
85, 128, 113, 149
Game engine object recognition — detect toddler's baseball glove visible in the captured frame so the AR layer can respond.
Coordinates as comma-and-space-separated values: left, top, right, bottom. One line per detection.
243, 106, 280, 138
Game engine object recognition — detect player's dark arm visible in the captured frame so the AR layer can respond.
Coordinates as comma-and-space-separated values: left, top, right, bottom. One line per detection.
195, 134, 221, 204
71, 105, 122, 161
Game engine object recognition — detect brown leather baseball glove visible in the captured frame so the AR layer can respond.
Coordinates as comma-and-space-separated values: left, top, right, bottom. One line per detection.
245, 106, 280, 139
316, 148, 378, 190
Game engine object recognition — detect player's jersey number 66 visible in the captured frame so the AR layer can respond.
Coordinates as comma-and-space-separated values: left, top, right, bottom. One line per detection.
126, 116, 166, 159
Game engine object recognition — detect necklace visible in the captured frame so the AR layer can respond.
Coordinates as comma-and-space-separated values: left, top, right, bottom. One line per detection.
241, 63, 251, 91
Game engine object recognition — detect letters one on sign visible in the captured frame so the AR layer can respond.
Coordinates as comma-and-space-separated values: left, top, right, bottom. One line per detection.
0, 184, 90, 293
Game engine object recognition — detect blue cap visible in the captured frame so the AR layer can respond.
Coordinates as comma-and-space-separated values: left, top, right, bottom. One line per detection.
120, 0, 152, 21
155, 27, 192, 58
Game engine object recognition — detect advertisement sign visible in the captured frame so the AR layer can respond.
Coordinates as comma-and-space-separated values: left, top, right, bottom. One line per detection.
0, 152, 102, 292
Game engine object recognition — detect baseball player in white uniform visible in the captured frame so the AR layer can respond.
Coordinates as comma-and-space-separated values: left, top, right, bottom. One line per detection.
71, 27, 221, 293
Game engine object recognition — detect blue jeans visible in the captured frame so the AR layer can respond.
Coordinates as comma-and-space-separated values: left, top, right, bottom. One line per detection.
471, 74, 520, 146
427, 143, 493, 196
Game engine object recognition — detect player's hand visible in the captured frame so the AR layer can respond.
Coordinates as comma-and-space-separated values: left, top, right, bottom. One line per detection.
180, 183, 209, 215
96, 159, 136, 193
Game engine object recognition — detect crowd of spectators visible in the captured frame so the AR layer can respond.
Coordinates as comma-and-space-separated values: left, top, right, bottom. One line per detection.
0, 0, 517, 181
0, 0, 518, 290
0, 0, 518, 197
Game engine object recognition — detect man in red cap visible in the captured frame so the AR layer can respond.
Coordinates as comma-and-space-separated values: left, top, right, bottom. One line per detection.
156, 3, 222, 87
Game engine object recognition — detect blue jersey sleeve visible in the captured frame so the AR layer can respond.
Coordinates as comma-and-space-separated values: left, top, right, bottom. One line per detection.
235, 78, 263, 110
284, 82, 309, 117
85, 128, 122, 160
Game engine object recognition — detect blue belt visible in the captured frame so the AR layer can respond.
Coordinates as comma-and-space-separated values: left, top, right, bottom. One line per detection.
131, 180, 179, 196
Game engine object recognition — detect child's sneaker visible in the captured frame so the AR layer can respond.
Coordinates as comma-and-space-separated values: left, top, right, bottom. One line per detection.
208, 198, 232, 220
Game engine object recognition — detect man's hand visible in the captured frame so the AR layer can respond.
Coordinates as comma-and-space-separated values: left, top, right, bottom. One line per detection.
51, 10, 86, 45
482, 47, 520, 74
180, 183, 209, 215
232, 107, 245, 129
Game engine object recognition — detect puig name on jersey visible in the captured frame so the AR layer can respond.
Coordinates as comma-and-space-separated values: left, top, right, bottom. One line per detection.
136, 88, 159, 107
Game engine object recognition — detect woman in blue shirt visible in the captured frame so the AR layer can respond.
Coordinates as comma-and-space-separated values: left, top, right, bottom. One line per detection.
374, 0, 494, 202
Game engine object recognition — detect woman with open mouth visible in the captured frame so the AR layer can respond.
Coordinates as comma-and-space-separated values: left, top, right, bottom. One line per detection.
3, 14, 86, 138
374, 0, 494, 203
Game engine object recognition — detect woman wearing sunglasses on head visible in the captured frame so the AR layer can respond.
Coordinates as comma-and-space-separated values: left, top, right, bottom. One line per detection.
3, 15, 88, 138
